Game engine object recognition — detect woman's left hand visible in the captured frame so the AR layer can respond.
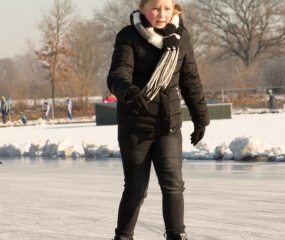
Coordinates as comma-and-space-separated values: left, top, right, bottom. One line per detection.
190, 127, 205, 146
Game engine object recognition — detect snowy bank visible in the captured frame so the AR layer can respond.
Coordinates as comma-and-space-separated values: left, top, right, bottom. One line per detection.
1, 111, 285, 161
0, 135, 284, 161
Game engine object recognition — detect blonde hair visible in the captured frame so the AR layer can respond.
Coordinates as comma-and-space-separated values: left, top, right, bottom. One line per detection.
139, 0, 183, 16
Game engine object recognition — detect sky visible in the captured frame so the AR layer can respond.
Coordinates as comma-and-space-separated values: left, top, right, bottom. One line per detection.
0, 0, 109, 59
0, 110, 285, 161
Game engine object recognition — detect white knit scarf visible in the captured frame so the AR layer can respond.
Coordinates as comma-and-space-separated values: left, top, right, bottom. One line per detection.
131, 10, 182, 101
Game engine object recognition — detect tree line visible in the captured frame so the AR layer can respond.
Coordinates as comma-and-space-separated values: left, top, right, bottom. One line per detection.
1, 0, 285, 107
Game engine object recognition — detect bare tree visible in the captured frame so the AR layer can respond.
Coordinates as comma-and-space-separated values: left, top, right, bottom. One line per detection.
22, 48, 51, 99
36, 0, 76, 119
0, 54, 49, 101
0, 58, 17, 97
93, 0, 140, 95
68, 21, 102, 97
192, 0, 285, 66
181, 2, 207, 59
262, 59, 285, 89
94, 0, 139, 36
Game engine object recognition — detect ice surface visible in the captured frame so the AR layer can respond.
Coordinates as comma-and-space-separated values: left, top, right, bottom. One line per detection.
0, 159, 284, 239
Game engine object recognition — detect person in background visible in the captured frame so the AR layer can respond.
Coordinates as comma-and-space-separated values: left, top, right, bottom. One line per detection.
107, 0, 210, 239
43, 99, 50, 121
268, 90, 275, 110
66, 96, 73, 120
1, 96, 8, 124
6, 96, 12, 122
21, 113, 27, 124
103, 91, 117, 103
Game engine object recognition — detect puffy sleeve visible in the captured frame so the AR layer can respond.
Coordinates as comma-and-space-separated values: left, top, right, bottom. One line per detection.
107, 26, 140, 102
179, 29, 210, 128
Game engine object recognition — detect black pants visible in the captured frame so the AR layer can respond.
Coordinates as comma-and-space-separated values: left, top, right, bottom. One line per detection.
115, 126, 185, 238
2, 111, 7, 123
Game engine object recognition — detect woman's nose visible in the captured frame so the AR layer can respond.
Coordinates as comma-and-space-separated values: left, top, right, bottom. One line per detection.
158, 8, 166, 17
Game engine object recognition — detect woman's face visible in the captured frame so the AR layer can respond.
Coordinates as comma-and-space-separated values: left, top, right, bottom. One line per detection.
140, 0, 174, 29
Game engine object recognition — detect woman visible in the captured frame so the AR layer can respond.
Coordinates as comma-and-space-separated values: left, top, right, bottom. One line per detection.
43, 99, 50, 121
107, 0, 210, 239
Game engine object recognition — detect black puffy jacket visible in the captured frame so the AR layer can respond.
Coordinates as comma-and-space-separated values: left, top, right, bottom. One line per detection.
107, 24, 209, 135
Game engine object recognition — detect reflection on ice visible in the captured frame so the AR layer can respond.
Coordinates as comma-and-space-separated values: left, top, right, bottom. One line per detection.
3, 157, 284, 174
0, 159, 284, 240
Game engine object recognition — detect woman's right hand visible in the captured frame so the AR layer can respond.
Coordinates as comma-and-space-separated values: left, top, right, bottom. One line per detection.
126, 90, 149, 114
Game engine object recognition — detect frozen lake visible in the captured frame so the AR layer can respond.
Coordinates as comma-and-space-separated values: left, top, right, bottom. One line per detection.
0, 159, 285, 240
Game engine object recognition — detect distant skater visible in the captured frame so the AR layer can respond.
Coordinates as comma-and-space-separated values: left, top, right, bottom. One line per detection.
21, 113, 27, 124
1, 96, 8, 124
103, 91, 117, 103
268, 90, 275, 110
66, 96, 73, 120
6, 96, 12, 121
43, 99, 50, 121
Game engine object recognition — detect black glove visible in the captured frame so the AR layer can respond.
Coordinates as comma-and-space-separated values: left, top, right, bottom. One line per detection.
190, 127, 205, 146
126, 90, 149, 114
